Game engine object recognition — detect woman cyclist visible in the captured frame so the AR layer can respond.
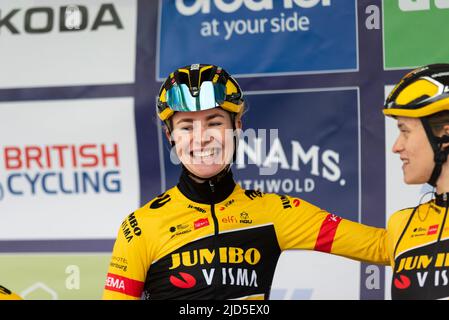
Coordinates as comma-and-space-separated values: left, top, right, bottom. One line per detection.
383, 63, 449, 300
103, 64, 389, 300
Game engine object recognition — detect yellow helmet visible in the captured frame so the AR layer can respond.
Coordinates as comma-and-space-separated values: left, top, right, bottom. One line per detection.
383, 64, 449, 118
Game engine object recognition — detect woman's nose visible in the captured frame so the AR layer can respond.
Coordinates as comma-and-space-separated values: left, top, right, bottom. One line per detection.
392, 137, 403, 154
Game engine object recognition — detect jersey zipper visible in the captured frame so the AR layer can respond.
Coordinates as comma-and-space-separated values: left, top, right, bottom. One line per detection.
209, 180, 219, 236
209, 180, 219, 298
430, 195, 449, 299
437, 196, 449, 242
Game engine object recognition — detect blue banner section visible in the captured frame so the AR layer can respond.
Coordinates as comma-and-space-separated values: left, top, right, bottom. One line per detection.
158, 0, 357, 78
235, 89, 359, 221
161, 88, 360, 222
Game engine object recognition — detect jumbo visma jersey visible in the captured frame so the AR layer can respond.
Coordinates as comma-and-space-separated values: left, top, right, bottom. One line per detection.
387, 194, 449, 300
103, 171, 389, 300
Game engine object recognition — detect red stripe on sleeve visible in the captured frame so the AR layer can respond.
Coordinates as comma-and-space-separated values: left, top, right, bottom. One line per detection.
104, 273, 144, 298
314, 214, 342, 253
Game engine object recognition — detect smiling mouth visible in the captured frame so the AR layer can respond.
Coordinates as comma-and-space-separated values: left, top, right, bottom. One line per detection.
191, 148, 220, 158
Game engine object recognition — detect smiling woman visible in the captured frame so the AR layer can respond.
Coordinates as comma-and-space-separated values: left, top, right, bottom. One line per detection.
102, 63, 390, 300
169, 108, 238, 180
383, 63, 449, 300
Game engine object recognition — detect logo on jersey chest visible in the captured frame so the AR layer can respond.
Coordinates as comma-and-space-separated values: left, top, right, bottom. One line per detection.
150, 193, 171, 209
396, 252, 449, 273
121, 212, 141, 242
219, 199, 235, 211
392, 240, 449, 299
169, 247, 261, 270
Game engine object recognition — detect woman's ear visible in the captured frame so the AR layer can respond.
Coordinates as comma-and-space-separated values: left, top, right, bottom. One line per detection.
235, 115, 242, 130
165, 127, 174, 146
443, 124, 449, 135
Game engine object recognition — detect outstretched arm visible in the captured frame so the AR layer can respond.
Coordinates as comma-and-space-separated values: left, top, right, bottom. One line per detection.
271, 194, 389, 265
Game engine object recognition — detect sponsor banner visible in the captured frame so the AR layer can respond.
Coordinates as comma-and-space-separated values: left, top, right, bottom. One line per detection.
0, 253, 110, 300
0, 97, 139, 240
157, 0, 357, 78
270, 250, 360, 299
0, 0, 136, 88
383, 0, 449, 69
237, 89, 359, 221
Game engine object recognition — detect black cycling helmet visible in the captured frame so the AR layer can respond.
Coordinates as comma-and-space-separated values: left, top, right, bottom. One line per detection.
383, 63, 449, 186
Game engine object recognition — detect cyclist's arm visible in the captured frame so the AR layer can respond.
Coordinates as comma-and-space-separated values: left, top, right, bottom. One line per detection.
102, 212, 150, 300
271, 194, 389, 265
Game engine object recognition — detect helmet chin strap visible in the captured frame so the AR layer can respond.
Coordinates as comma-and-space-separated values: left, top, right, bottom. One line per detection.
421, 118, 449, 187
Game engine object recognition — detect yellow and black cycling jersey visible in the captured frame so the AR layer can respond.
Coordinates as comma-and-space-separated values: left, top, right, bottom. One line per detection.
0, 285, 22, 300
387, 193, 449, 300
103, 170, 389, 300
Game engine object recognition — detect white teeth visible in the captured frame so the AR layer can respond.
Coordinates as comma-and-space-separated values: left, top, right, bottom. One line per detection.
193, 149, 215, 157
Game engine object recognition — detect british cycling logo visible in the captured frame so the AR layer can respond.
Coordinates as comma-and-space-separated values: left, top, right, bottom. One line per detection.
0, 143, 122, 201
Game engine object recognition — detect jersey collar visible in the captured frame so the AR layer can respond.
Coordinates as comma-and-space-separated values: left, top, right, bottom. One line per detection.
177, 168, 235, 204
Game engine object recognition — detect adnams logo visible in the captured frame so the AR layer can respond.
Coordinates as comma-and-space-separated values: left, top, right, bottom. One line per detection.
0, 143, 122, 200
236, 132, 343, 194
